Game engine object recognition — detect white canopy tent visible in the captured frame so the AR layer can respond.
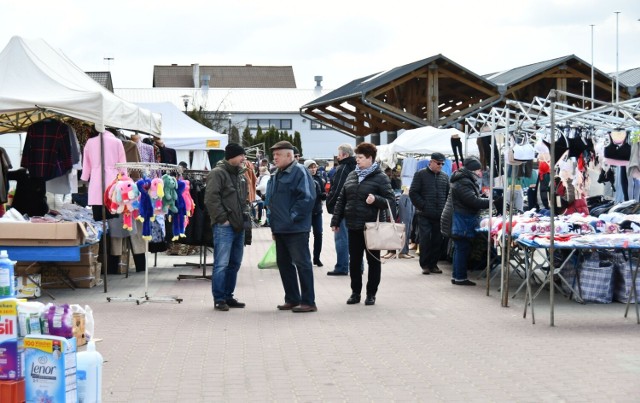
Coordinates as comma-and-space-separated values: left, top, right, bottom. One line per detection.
134, 102, 227, 170
0, 36, 161, 135
0, 36, 162, 294
378, 126, 479, 166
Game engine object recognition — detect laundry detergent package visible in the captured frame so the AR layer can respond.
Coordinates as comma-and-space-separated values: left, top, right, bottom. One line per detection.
24, 334, 77, 403
0, 298, 23, 380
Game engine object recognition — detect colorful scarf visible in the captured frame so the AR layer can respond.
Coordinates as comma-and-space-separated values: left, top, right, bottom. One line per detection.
355, 162, 379, 183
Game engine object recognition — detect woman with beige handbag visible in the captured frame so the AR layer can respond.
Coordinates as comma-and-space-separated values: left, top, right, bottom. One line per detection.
330, 142, 395, 306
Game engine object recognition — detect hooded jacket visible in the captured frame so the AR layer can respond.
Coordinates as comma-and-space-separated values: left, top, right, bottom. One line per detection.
204, 160, 249, 233
441, 168, 490, 238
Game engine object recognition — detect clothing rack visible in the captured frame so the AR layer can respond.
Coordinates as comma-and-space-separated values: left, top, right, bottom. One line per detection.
106, 162, 183, 304
174, 169, 213, 280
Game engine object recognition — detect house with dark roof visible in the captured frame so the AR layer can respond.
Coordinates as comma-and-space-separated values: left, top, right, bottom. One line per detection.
86, 71, 114, 92
152, 64, 296, 88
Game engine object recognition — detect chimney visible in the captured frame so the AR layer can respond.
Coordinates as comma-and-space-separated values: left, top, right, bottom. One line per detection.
192, 63, 200, 88
314, 75, 323, 90
201, 74, 210, 99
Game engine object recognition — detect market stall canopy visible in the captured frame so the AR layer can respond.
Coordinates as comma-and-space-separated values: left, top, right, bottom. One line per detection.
389, 126, 479, 155
134, 102, 227, 150
0, 36, 161, 135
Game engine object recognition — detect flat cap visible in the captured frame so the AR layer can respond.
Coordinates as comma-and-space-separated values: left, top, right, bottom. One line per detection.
270, 140, 295, 151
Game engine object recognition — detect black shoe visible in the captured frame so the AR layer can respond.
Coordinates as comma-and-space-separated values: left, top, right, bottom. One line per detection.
452, 279, 476, 286
226, 298, 246, 308
346, 294, 361, 304
429, 266, 443, 274
215, 301, 230, 311
314, 259, 324, 267
327, 271, 348, 276
421, 267, 431, 275
364, 295, 376, 305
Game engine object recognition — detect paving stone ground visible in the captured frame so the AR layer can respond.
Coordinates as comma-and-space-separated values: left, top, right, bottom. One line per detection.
46, 217, 640, 402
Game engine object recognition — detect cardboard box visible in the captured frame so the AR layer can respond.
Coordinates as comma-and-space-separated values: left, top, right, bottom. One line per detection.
15, 274, 41, 299
0, 299, 22, 380
24, 335, 77, 403
0, 222, 87, 246
41, 263, 101, 289
73, 313, 86, 347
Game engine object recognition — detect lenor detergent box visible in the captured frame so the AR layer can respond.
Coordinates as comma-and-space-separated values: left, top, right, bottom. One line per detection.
24, 334, 77, 403
0, 297, 22, 380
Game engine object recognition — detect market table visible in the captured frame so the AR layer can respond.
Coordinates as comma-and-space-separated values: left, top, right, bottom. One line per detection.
517, 236, 640, 325
2, 243, 98, 299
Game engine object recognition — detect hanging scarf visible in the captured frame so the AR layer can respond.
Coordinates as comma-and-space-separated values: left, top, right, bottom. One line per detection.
355, 162, 379, 183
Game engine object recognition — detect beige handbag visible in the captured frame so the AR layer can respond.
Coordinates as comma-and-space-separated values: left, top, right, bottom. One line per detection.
364, 200, 406, 251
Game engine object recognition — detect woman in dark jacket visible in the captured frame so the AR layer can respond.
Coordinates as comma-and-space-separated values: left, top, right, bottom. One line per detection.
441, 156, 490, 286
331, 143, 395, 305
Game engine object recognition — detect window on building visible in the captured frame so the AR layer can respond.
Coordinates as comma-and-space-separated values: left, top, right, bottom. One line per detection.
311, 118, 351, 130
247, 119, 292, 131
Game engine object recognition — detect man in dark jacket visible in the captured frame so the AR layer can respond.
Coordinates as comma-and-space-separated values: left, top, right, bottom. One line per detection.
409, 152, 450, 275
304, 159, 327, 267
325, 143, 357, 275
204, 143, 249, 311
268, 141, 318, 312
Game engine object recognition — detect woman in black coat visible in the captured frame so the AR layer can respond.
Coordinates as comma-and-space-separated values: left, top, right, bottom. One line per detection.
331, 142, 395, 305
441, 156, 490, 286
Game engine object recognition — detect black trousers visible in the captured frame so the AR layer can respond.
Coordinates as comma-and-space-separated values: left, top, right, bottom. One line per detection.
417, 215, 443, 269
348, 229, 381, 297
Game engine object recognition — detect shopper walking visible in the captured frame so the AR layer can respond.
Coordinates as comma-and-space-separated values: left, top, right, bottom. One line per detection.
330, 142, 395, 306
325, 143, 357, 276
204, 143, 250, 310
268, 141, 318, 312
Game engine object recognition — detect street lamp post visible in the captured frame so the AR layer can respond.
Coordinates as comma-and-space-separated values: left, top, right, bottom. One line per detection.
227, 113, 232, 135
181, 95, 190, 112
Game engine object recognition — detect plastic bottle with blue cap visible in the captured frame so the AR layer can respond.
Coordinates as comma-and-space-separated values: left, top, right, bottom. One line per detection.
0, 250, 16, 298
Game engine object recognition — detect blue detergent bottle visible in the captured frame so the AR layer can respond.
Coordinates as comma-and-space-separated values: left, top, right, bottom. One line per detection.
0, 250, 15, 298
76, 339, 104, 403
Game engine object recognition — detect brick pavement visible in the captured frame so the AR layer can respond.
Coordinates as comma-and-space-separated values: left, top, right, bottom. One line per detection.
45, 218, 640, 402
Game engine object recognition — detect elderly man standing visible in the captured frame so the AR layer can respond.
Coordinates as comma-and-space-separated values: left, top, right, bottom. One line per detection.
267, 141, 318, 312
204, 143, 249, 311
409, 152, 450, 275
325, 143, 357, 276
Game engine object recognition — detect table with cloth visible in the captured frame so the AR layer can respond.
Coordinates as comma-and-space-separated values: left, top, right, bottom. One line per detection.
516, 233, 640, 325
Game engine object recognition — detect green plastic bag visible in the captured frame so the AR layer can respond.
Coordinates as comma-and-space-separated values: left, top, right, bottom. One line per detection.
258, 242, 278, 269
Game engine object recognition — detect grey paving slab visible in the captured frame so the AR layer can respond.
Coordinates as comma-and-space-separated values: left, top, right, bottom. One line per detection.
38, 216, 640, 402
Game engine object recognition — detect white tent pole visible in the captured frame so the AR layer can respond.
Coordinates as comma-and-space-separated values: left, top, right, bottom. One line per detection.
485, 115, 496, 296
499, 108, 510, 305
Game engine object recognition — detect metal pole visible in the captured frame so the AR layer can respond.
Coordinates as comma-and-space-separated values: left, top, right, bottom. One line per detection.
486, 117, 496, 296
549, 91, 557, 326
500, 109, 509, 306
590, 24, 595, 106
615, 11, 620, 104
100, 130, 108, 293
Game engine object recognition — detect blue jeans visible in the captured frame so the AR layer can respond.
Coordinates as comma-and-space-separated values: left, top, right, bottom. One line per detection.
274, 232, 315, 306
333, 218, 349, 273
212, 224, 244, 302
311, 213, 323, 262
452, 237, 472, 281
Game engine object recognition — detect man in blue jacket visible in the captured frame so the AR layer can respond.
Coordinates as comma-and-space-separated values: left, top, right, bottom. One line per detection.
267, 141, 318, 312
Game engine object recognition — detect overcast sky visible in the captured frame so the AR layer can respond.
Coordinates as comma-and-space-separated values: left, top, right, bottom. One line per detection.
2, 0, 639, 90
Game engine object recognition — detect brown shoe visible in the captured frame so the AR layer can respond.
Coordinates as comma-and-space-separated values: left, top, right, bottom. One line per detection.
292, 304, 318, 313
398, 253, 414, 259
277, 302, 299, 310
408, 243, 417, 250
421, 267, 431, 275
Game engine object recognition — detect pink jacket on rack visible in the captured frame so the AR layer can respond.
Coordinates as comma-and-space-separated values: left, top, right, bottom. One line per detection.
81, 131, 126, 205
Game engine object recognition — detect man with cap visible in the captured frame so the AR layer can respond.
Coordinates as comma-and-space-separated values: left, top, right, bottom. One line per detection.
409, 152, 450, 275
267, 140, 318, 312
204, 143, 250, 311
